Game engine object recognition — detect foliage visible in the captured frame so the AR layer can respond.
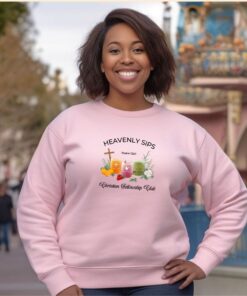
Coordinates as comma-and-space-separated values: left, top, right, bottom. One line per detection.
0, 24, 49, 158
0, 2, 29, 35
0, 3, 88, 167
0, 3, 55, 161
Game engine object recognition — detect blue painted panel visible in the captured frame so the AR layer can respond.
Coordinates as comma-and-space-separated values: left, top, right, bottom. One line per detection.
179, 2, 204, 7
205, 7, 234, 41
180, 206, 209, 259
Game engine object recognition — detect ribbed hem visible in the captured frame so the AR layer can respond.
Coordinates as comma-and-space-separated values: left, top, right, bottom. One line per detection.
189, 246, 222, 276
66, 265, 170, 289
42, 267, 75, 296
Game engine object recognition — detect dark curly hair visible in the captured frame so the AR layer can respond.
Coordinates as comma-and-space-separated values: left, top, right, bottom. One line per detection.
76, 8, 175, 100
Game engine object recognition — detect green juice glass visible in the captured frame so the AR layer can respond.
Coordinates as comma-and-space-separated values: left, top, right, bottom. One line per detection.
133, 161, 145, 176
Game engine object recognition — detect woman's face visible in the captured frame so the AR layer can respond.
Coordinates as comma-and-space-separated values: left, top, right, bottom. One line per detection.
101, 23, 153, 98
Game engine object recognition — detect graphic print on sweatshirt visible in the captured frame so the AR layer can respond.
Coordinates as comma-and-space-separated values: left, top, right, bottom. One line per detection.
99, 136, 156, 192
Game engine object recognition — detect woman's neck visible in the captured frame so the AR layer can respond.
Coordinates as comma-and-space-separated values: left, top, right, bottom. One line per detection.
103, 92, 153, 111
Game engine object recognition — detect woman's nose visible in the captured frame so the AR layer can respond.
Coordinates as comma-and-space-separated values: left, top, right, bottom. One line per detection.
120, 51, 134, 64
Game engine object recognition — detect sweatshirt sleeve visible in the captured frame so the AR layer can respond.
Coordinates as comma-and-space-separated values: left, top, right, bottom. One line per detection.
190, 132, 247, 275
17, 126, 75, 296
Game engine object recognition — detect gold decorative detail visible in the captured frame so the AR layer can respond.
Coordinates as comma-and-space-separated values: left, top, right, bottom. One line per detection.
227, 91, 242, 124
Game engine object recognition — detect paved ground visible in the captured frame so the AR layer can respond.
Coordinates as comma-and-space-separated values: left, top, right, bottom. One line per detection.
0, 235, 49, 296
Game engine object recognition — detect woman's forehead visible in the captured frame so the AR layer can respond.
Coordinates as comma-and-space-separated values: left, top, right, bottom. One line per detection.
104, 23, 142, 45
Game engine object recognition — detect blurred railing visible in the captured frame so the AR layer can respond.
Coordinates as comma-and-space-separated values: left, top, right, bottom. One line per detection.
178, 50, 247, 78
180, 205, 247, 267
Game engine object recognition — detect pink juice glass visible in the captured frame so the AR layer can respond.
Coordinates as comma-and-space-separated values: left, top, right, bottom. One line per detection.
122, 163, 133, 178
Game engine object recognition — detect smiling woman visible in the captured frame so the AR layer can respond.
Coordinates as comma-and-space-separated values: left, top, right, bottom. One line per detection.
77, 8, 175, 108
17, 7, 247, 296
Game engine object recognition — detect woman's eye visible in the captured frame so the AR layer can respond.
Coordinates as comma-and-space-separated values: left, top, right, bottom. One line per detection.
133, 48, 145, 53
109, 49, 120, 54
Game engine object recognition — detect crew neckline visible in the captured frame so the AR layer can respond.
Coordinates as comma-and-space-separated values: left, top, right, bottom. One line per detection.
94, 99, 162, 118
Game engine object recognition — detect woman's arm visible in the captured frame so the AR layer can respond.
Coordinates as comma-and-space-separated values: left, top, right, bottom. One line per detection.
163, 131, 247, 289
190, 132, 247, 274
17, 126, 75, 296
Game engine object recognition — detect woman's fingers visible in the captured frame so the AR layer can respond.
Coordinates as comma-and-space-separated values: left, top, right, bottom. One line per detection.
179, 274, 195, 289
164, 259, 185, 269
167, 270, 190, 284
162, 260, 206, 289
56, 285, 84, 296
77, 286, 84, 296
165, 264, 185, 277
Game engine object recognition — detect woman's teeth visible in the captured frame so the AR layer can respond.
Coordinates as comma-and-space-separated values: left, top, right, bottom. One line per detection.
118, 71, 138, 78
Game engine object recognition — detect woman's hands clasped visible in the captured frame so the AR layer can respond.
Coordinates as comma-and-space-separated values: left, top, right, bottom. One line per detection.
163, 259, 206, 289
57, 285, 84, 296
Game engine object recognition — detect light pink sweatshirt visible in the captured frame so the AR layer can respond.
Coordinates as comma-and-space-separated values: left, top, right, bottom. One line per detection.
17, 100, 247, 296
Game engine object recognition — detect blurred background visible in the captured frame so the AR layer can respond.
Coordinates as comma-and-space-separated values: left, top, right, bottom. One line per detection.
0, 1, 246, 295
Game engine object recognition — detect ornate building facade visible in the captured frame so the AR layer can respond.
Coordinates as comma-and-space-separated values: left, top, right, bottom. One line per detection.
164, 2, 247, 185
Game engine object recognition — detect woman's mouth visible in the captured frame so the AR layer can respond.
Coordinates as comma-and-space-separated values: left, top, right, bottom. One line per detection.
117, 71, 139, 81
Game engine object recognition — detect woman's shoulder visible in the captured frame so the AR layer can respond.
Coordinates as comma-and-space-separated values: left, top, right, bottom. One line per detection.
163, 105, 205, 131
58, 100, 95, 118
52, 100, 95, 122
160, 105, 207, 145
47, 100, 95, 138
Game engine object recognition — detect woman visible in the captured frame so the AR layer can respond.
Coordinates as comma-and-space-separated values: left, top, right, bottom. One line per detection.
17, 8, 247, 296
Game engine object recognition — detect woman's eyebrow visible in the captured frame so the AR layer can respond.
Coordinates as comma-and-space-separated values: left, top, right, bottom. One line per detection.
106, 40, 143, 46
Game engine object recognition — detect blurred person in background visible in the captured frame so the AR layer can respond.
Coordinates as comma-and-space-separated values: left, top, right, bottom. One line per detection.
0, 181, 13, 252
8, 169, 26, 236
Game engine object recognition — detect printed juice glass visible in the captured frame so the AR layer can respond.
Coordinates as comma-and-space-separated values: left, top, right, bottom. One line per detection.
110, 159, 122, 174
122, 162, 133, 178
133, 161, 145, 176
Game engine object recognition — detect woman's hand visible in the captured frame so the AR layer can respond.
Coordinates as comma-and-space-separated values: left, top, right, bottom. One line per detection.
163, 259, 206, 289
57, 285, 84, 296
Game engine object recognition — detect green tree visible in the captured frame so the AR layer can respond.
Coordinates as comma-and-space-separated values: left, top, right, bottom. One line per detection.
0, 2, 29, 35
0, 24, 49, 157
0, 3, 60, 163
0, 3, 87, 169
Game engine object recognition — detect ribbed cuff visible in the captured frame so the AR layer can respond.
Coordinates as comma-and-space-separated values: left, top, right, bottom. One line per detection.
42, 267, 75, 296
189, 246, 222, 276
